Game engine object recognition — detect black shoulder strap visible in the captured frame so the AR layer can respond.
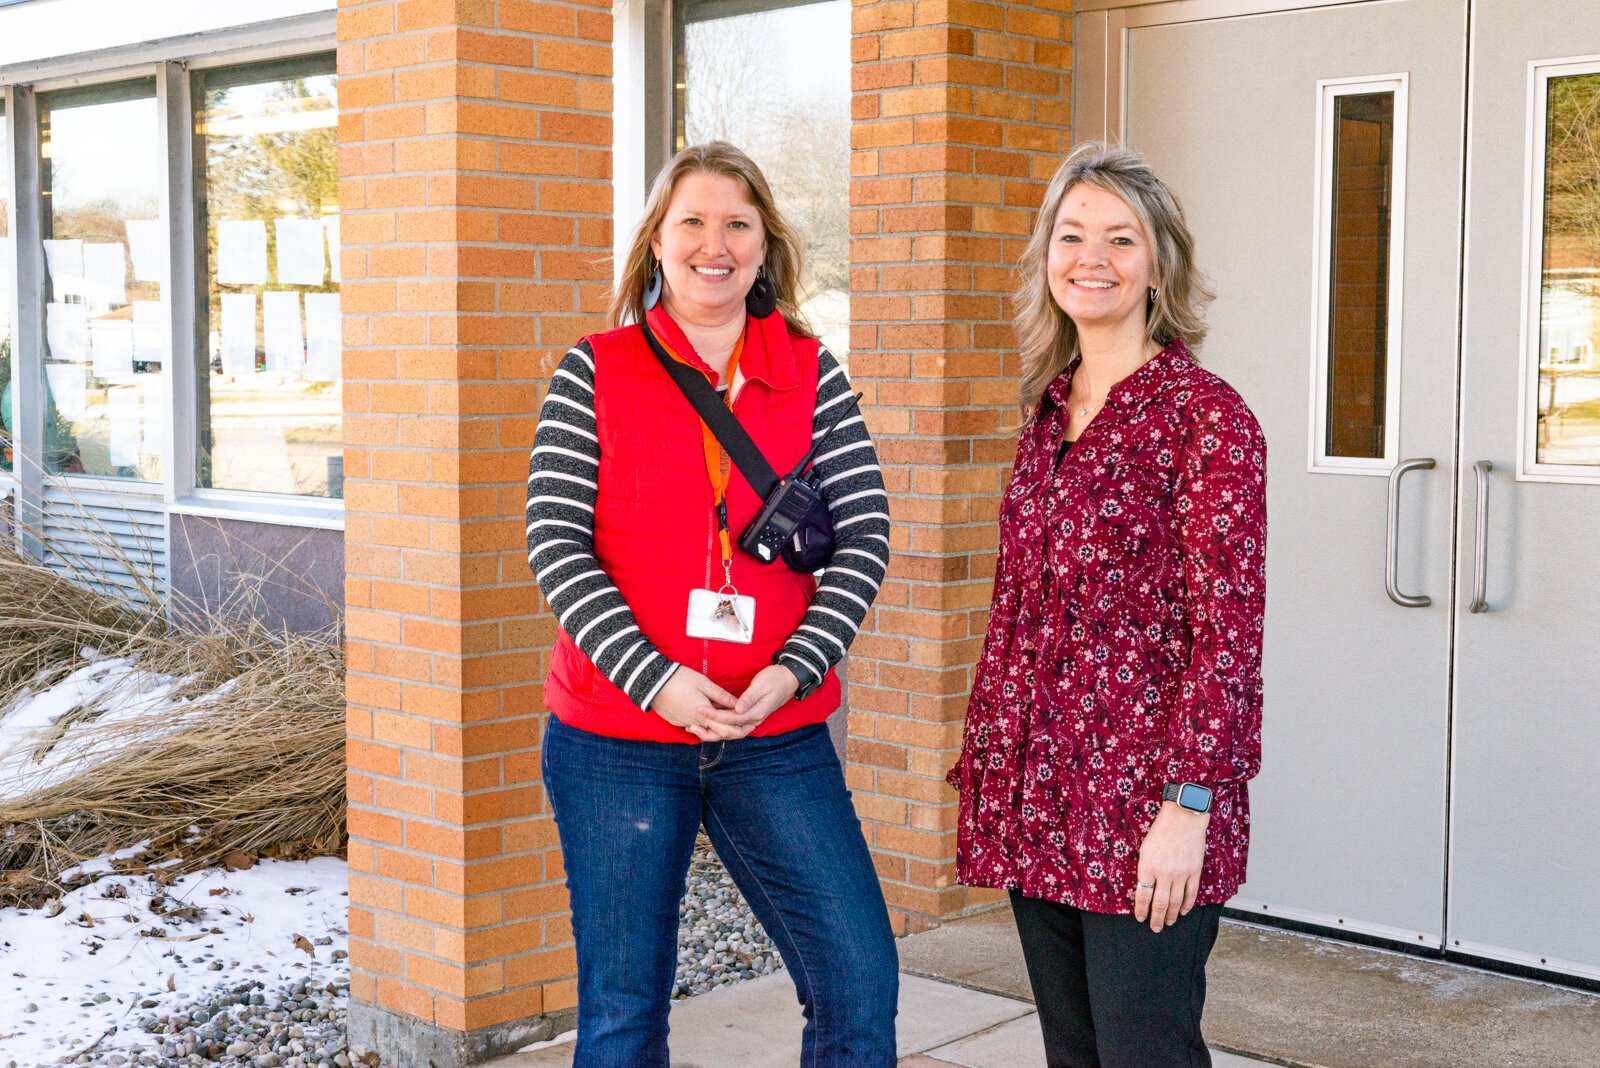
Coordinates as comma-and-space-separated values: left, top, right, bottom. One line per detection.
639, 318, 780, 499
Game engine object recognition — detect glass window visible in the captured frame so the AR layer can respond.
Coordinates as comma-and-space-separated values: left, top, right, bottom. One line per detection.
1324, 91, 1395, 461
677, 0, 850, 363
1534, 70, 1600, 468
1, 100, 12, 475
194, 55, 340, 499
39, 79, 165, 482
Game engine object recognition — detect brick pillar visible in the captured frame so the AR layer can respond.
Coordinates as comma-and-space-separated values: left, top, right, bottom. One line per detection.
847, 0, 1073, 933
338, 1, 611, 1063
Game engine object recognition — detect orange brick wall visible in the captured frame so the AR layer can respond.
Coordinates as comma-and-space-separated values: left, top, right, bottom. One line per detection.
338, 0, 610, 1040
847, 0, 1073, 934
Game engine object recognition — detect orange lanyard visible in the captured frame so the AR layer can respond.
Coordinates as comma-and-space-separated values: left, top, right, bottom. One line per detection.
654, 326, 747, 572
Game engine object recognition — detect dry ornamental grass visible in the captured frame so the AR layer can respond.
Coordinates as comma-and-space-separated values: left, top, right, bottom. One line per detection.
0, 512, 345, 908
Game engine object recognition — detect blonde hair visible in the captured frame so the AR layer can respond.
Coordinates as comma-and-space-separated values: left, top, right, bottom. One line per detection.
610, 141, 815, 337
1014, 141, 1213, 415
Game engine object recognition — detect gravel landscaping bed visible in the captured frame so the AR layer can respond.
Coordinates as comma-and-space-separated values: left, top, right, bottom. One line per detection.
8, 840, 775, 1066
674, 835, 783, 998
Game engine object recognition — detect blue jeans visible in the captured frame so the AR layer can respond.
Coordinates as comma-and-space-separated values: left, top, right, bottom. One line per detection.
542, 716, 899, 1067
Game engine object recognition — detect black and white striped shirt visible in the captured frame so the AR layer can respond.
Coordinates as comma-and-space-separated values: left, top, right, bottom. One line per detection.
526, 341, 891, 712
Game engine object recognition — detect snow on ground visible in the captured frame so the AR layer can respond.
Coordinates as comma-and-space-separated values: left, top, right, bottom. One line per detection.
0, 649, 224, 804
0, 856, 348, 1065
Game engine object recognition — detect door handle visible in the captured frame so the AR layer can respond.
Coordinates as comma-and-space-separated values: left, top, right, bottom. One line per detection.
1469, 460, 1493, 614
1385, 457, 1435, 607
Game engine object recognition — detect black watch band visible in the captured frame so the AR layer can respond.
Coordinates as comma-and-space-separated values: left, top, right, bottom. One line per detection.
779, 659, 821, 700
1162, 781, 1213, 814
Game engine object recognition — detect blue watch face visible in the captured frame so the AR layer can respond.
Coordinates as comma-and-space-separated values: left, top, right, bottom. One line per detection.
1178, 783, 1212, 811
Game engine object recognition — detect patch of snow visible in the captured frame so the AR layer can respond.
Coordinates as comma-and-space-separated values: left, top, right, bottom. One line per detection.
0, 855, 348, 1064
0, 656, 216, 803
519, 1028, 577, 1053
56, 840, 156, 882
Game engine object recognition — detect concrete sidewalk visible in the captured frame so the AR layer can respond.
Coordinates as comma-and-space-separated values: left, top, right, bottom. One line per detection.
897, 907, 1600, 1068
488, 904, 1600, 1067
488, 969, 1272, 1067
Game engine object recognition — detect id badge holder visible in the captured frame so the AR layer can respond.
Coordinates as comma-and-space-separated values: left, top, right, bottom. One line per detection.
686, 585, 756, 644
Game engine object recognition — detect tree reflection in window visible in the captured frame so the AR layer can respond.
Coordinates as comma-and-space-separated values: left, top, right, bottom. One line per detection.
195, 56, 341, 499
1536, 71, 1600, 467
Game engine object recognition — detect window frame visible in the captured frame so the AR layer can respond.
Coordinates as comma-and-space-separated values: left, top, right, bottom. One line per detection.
0, 28, 342, 530
1516, 54, 1600, 485
1307, 73, 1409, 476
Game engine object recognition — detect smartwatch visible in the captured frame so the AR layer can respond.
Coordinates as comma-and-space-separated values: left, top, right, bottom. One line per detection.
1162, 781, 1213, 814
779, 658, 822, 701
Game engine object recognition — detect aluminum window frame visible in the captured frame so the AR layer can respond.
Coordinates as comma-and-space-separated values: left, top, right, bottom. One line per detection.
184, 50, 341, 516
0, 31, 342, 532
1307, 73, 1409, 476
1516, 53, 1600, 485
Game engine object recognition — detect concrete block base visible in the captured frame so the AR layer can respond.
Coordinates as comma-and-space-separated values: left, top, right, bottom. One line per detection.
348, 999, 576, 1067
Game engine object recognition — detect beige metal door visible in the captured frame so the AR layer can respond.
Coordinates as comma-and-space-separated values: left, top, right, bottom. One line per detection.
1086, 0, 1469, 946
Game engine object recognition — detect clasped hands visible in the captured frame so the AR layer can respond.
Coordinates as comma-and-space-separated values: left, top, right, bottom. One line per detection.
650, 664, 799, 742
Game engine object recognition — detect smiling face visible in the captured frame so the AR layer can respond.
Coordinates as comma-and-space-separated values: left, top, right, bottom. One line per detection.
650, 170, 767, 326
1047, 182, 1159, 336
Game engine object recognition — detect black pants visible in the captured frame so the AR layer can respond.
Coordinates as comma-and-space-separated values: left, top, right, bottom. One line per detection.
1009, 890, 1222, 1068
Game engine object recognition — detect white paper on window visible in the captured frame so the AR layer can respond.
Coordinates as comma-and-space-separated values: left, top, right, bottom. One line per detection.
220, 293, 258, 376
275, 217, 326, 286
262, 291, 304, 376
142, 374, 167, 450
108, 384, 142, 468
45, 363, 88, 420
45, 302, 89, 362
90, 319, 135, 379
217, 219, 268, 285
125, 220, 168, 283
42, 239, 85, 296
323, 217, 341, 283
132, 301, 166, 364
82, 242, 128, 305
303, 293, 342, 383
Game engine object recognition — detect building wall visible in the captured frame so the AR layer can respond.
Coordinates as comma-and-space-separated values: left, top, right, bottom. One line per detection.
844, 0, 1073, 933
0, 0, 333, 71
337, 0, 612, 1060
169, 514, 343, 633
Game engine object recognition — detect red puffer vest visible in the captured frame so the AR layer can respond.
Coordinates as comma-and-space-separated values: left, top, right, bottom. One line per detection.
544, 308, 843, 743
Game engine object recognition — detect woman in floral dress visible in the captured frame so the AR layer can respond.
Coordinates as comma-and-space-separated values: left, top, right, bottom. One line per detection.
948, 141, 1267, 1067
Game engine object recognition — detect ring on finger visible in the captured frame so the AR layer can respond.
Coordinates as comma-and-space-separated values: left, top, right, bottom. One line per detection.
1137, 880, 1156, 890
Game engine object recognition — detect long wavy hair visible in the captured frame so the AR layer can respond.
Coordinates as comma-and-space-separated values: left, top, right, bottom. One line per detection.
610, 141, 815, 338
1014, 141, 1213, 416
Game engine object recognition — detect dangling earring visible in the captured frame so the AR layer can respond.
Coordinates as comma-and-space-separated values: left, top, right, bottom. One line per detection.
745, 265, 777, 319
1148, 286, 1159, 304
643, 260, 664, 312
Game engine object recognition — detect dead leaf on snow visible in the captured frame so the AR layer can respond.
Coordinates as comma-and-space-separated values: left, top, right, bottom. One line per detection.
292, 934, 315, 957
166, 974, 175, 992
223, 851, 256, 872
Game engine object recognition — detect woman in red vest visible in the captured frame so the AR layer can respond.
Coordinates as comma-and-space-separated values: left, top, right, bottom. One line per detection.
948, 142, 1267, 1066
527, 141, 897, 1067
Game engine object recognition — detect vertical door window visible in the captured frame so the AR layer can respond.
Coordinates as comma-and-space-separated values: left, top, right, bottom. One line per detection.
38, 79, 165, 482
1530, 67, 1600, 470
1312, 78, 1406, 471
677, 0, 851, 362
194, 56, 340, 499
1, 100, 12, 475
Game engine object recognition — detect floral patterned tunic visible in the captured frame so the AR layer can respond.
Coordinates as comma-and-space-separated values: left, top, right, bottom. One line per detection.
949, 339, 1267, 914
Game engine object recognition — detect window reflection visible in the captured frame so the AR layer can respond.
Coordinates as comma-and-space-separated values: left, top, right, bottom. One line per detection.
195, 56, 341, 499
1536, 71, 1600, 467
678, 0, 850, 364
39, 80, 165, 482
1325, 92, 1394, 461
